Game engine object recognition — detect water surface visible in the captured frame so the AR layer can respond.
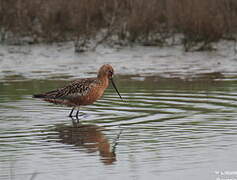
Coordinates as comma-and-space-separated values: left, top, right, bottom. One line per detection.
0, 74, 237, 180
0, 44, 237, 180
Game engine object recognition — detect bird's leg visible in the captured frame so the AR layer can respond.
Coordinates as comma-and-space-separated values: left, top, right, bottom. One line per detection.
76, 107, 80, 120
69, 107, 75, 117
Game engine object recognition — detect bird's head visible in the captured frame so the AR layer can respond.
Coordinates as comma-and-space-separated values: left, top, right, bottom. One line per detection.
97, 64, 114, 80
97, 64, 123, 100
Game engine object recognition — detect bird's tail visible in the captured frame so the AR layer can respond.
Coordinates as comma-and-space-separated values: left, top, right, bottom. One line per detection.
33, 90, 58, 99
33, 94, 46, 98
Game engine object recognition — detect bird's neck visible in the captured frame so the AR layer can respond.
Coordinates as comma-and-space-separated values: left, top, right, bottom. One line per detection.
98, 76, 109, 88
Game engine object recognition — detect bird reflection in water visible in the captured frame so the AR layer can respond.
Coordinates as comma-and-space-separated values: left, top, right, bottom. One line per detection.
55, 120, 119, 165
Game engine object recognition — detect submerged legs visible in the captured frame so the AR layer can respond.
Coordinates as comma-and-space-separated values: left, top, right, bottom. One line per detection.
69, 107, 75, 117
76, 107, 80, 119
68, 107, 80, 120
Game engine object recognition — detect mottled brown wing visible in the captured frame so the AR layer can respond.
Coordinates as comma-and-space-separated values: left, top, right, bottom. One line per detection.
47, 78, 99, 100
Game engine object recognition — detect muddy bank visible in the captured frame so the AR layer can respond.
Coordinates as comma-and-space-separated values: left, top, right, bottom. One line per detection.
0, 41, 237, 82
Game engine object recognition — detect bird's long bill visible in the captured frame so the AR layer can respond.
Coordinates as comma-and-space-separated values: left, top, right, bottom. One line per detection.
110, 78, 123, 100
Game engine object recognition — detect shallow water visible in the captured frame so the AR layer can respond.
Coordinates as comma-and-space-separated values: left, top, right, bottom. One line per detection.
0, 43, 237, 180
0, 75, 237, 180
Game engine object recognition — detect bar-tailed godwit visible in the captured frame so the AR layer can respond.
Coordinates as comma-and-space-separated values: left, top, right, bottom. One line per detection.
33, 64, 122, 119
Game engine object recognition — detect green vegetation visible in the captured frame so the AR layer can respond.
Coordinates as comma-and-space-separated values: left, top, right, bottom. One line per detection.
1, 0, 237, 51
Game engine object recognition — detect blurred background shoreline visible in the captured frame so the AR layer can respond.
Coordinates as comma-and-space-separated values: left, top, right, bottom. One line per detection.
1, 0, 237, 52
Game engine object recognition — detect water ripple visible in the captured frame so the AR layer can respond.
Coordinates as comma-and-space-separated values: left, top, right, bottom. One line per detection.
0, 77, 237, 180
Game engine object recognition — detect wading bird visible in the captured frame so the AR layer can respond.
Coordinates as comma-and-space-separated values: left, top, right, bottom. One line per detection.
33, 64, 123, 119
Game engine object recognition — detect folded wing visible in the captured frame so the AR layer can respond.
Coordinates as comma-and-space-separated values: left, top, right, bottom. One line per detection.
33, 78, 99, 101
